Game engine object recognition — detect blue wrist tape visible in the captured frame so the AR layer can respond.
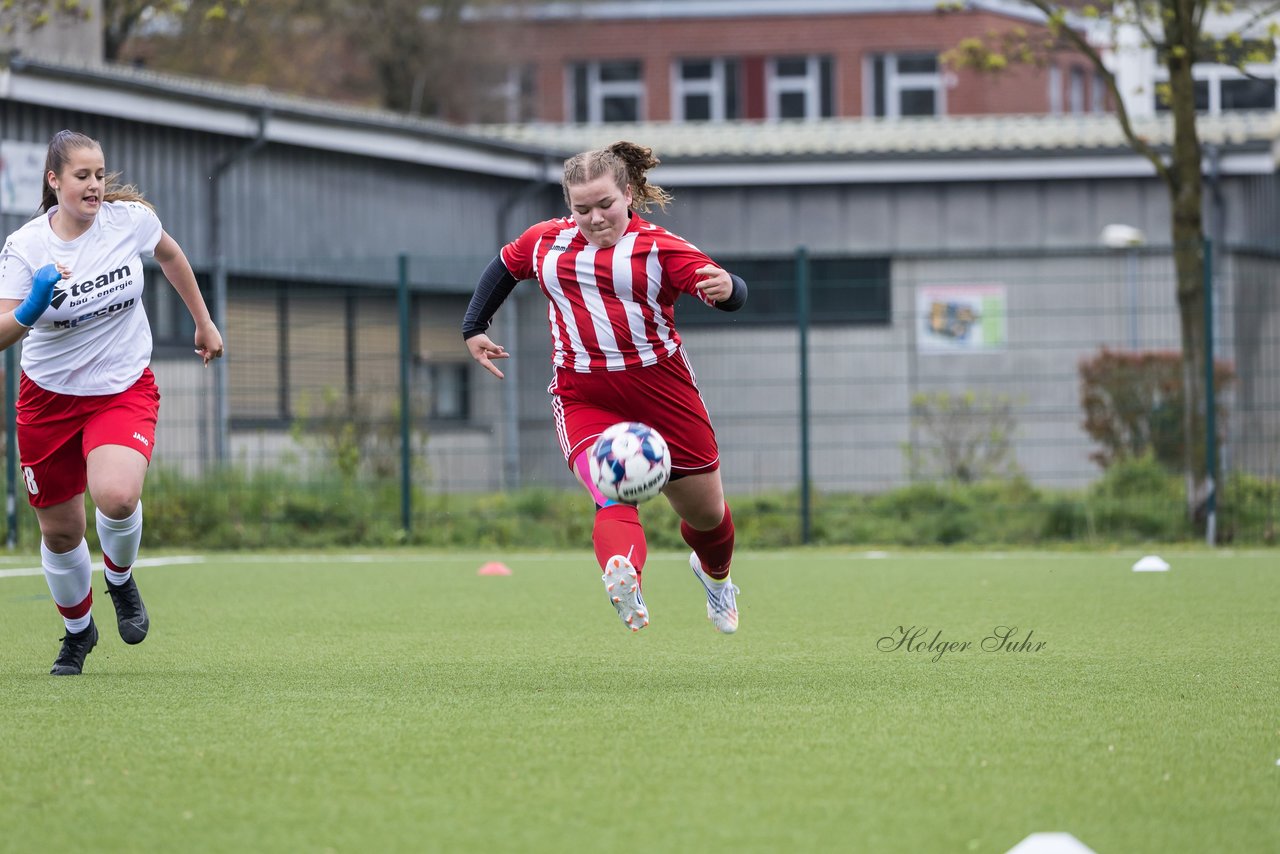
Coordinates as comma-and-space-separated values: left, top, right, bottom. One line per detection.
14, 264, 60, 327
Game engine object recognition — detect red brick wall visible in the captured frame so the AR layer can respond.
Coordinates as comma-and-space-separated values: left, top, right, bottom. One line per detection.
477, 8, 1101, 122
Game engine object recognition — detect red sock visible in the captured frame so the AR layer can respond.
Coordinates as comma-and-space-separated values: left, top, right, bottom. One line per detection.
593, 503, 648, 585
681, 502, 735, 579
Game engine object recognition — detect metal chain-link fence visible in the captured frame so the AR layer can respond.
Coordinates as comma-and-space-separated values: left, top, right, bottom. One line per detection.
3, 242, 1277, 547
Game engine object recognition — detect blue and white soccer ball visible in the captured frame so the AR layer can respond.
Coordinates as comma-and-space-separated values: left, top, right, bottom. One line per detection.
588, 422, 672, 505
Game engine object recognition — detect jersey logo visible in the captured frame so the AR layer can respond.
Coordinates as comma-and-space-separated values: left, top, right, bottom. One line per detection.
49, 282, 72, 309
49, 263, 134, 310
52, 297, 136, 329
133, 432, 151, 448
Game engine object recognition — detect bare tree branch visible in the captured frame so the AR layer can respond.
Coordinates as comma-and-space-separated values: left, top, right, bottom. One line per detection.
1131, 0, 1166, 47
1219, 1, 1280, 40
1020, 0, 1173, 185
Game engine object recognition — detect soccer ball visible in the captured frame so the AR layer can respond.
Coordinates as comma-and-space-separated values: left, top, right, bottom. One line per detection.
588, 422, 672, 505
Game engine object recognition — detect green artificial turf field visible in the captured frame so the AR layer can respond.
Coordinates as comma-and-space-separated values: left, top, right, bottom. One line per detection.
1, 549, 1276, 853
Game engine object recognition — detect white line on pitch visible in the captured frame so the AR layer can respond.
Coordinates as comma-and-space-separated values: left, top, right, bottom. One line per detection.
0, 555, 205, 580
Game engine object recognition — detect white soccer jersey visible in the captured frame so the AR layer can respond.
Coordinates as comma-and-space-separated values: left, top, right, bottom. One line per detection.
0, 201, 160, 395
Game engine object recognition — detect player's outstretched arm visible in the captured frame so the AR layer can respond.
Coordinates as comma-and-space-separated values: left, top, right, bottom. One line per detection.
154, 230, 224, 366
462, 254, 521, 379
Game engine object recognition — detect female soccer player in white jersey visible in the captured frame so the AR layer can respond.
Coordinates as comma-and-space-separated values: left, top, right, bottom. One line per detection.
464, 141, 748, 634
0, 130, 224, 675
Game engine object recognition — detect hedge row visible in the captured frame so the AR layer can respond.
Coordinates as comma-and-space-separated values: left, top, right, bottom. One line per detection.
4, 455, 1274, 551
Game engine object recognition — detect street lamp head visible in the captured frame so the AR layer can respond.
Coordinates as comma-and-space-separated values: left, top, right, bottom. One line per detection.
1100, 223, 1146, 248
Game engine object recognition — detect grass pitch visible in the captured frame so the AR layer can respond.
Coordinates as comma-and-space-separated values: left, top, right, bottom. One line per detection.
1, 549, 1276, 853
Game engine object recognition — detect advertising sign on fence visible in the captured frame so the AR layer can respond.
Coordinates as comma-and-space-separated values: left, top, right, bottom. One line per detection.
917, 284, 1008, 353
0, 140, 48, 216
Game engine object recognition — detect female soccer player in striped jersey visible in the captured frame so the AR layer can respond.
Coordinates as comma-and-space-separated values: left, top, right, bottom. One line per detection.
463, 141, 747, 633
0, 130, 224, 674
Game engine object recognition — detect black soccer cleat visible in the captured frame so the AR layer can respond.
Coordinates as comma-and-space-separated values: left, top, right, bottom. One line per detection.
50, 618, 99, 676
105, 575, 150, 645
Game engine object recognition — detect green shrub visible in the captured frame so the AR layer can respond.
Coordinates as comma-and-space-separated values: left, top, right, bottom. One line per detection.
1220, 472, 1279, 544
904, 390, 1021, 483
4, 463, 1272, 552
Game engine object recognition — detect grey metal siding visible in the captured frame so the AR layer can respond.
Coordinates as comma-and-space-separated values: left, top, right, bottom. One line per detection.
1, 99, 544, 279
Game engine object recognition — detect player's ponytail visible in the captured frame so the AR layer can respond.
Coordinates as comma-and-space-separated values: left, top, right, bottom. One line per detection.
608, 141, 672, 213
102, 174, 153, 210
562, 141, 673, 213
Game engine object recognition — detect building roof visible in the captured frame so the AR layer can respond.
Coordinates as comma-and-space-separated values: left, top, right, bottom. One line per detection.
0, 54, 554, 181
3, 54, 1277, 186
469, 112, 1280, 184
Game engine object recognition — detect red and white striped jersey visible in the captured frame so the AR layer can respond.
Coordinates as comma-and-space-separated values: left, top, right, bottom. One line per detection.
501, 213, 718, 372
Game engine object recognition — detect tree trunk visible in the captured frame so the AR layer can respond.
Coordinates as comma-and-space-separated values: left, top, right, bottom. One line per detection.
1164, 4, 1214, 528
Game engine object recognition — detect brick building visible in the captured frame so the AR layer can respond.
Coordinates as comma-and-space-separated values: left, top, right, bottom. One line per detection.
452, 0, 1109, 125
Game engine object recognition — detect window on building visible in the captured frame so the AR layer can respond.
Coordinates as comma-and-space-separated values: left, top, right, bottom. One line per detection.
868, 53, 943, 118
1221, 75, 1277, 110
424, 363, 470, 422
672, 58, 741, 121
766, 56, 833, 120
1091, 72, 1107, 113
569, 60, 644, 123
1069, 67, 1086, 114
470, 64, 536, 124
678, 256, 891, 327
1154, 65, 1277, 114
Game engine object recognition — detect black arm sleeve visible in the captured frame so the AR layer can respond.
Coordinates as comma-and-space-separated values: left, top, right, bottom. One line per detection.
714, 274, 748, 312
462, 255, 520, 339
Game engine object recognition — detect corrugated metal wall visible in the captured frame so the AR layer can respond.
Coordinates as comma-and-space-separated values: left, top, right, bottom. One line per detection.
0, 99, 556, 278
657, 177, 1181, 255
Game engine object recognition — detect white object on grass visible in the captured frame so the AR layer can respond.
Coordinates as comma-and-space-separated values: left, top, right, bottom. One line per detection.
1006, 832, 1097, 854
1132, 555, 1170, 572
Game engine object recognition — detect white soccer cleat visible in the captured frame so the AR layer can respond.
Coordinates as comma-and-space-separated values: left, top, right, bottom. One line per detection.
602, 554, 649, 632
689, 552, 739, 634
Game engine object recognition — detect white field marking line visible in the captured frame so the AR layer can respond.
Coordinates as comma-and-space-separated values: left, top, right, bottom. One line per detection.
2, 548, 1261, 579
0, 555, 205, 580
219, 554, 386, 564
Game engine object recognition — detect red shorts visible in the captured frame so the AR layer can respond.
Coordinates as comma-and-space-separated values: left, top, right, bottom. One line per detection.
17, 369, 160, 508
550, 349, 719, 477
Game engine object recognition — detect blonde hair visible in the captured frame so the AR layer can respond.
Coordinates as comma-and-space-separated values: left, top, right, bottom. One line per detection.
40, 129, 153, 214
562, 140, 672, 213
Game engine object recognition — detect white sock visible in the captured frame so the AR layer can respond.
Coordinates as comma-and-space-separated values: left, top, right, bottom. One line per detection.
42, 539, 93, 633
97, 501, 142, 585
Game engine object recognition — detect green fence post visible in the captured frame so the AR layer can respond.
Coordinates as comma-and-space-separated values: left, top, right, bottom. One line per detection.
398, 253, 412, 536
5, 348, 16, 549
796, 246, 811, 545
1203, 238, 1217, 547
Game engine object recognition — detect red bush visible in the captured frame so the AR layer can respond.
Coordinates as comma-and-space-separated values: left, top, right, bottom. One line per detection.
1079, 348, 1234, 471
